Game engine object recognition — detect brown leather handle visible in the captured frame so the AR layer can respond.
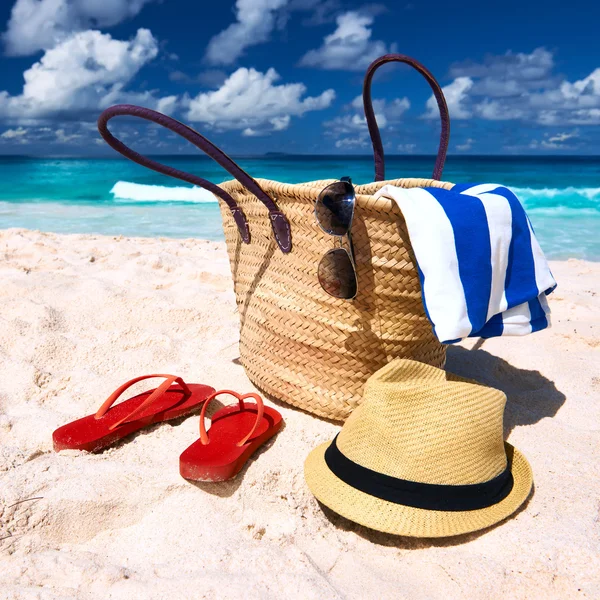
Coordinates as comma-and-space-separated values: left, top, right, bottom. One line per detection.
363, 54, 450, 182
97, 105, 292, 253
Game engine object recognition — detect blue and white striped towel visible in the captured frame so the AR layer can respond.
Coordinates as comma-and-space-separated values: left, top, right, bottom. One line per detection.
375, 183, 557, 343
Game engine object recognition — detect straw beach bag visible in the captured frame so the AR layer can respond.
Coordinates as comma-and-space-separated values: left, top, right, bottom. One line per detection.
98, 54, 453, 421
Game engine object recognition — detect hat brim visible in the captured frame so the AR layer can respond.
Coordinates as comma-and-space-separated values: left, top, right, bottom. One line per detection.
304, 441, 533, 538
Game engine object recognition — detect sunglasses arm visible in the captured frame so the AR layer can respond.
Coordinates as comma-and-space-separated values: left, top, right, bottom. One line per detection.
345, 231, 357, 267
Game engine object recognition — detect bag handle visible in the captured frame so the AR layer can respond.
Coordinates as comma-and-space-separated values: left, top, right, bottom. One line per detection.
363, 54, 450, 182
97, 105, 292, 253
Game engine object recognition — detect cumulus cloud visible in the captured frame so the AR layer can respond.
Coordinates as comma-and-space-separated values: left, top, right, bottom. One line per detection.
299, 11, 394, 71
328, 113, 380, 134
325, 93, 410, 148
204, 0, 357, 66
0, 29, 175, 123
185, 67, 335, 133
205, 0, 288, 66
527, 68, 600, 122
55, 128, 83, 143
449, 48, 556, 95
2, 0, 155, 56
456, 138, 474, 151
335, 136, 368, 149
429, 48, 600, 125
0, 126, 29, 140
241, 128, 262, 137
0, 124, 91, 145
290, 0, 341, 25
241, 115, 290, 137
528, 130, 579, 150
548, 131, 577, 143
475, 99, 525, 121
350, 93, 410, 119
425, 77, 473, 120
569, 108, 600, 124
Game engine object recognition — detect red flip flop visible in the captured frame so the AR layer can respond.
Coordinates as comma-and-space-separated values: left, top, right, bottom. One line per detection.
53, 374, 214, 452
179, 390, 283, 482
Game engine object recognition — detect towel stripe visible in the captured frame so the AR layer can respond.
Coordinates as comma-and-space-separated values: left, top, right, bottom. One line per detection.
527, 216, 557, 296
529, 296, 548, 332
475, 193, 512, 320
426, 187, 492, 336
374, 183, 556, 343
477, 312, 504, 338
416, 263, 432, 326
490, 186, 538, 310
501, 301, 533, 336
389, 188, 471, 342
538, 292, 552, 327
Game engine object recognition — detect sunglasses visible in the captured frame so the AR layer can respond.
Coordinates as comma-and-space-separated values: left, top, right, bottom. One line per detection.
314, 177, 358, 300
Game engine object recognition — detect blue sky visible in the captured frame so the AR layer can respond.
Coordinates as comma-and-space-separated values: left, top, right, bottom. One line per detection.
0, 0, 599, 155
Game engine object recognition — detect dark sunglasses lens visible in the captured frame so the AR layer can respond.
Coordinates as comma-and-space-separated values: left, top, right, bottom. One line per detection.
318, 248, 357, 299
316, 181, 355, 236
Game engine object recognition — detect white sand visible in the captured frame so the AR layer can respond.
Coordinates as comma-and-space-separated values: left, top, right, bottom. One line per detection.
1, 228, 599, 599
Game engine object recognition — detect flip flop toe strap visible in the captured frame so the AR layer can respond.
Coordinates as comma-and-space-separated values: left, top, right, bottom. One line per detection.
95, 374, 192, 430
199, 390, 265, 447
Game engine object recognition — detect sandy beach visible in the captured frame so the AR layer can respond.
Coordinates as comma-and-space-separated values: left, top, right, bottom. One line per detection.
1, 227, 599, 599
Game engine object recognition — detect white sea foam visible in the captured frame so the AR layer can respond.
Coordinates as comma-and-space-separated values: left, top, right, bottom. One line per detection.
527, 206, 599, 217
511, 186, 600, 202
110, 181, 218, 203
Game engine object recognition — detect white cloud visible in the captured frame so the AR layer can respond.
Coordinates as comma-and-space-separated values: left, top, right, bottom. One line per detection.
205, 0, 289, 66
0, 124, 90, 145
568, 108, 600, 124
0, 126, 29, 140
55, 128, 82, 143
335, 136, 368, 149
271, 115, 291, 130
397, 143, 416, 153
425, 77, 473, 120
242, 116, 290, 136
242, 128, 260, 137
529, 130, 579, 150
437, 48, 600, 126
547, 131, 577, 143
456, 138, 474, 151
155, 96, 179, 115
204, 0, 351, 65
323, 95, 410, 148
185, 67, 335, 133
327, 112, 381, 134
290, 0, 341, 25
325, 93, 409, 147
0, 29, 174, 123
3, 0, 155, 56
555, 68, 600, 104
350, 94, 410, 120
450, 48, 555, 95
299, 11, 394, 71
475, 99, 524, 120
527, 68, 600, 123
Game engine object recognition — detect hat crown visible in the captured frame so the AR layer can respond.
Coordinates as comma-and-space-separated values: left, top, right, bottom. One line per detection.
337, 359, 508, 486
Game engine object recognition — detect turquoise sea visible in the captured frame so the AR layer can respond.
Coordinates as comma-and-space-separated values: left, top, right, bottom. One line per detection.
0, 155, 599, 259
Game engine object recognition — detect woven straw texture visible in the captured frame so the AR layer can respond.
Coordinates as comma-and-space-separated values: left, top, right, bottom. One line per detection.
304, 359, 533, 537
218, 177, 453, 420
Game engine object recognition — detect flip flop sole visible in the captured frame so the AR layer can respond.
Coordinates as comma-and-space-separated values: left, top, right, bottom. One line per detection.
53, 383, 214, 453
179, 404, 283, 482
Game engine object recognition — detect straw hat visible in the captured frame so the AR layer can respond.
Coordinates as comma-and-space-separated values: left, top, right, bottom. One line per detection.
305, 359, 533, 537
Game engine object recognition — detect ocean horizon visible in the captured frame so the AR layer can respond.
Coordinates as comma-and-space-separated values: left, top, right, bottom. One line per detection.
1, 154, 599, 260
